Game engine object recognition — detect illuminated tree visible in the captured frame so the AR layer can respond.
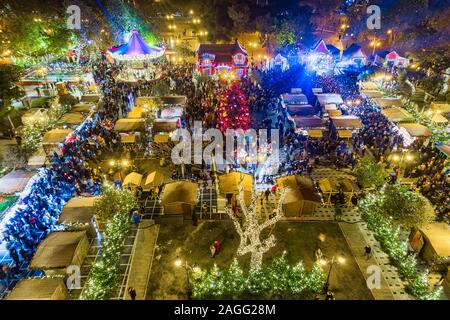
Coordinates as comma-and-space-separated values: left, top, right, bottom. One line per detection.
0, 64, 24, 110
216, 84, 250, 133
353, 156, 388, 189
225, 177, 288, 268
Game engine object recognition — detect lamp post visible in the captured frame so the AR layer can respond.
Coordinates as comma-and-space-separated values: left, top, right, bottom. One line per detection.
390, 151, 414, 179
175, 258, 199, 299
321, 255, 345, 293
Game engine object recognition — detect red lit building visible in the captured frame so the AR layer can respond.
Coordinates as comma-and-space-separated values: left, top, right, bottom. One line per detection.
196, 40, 248, 78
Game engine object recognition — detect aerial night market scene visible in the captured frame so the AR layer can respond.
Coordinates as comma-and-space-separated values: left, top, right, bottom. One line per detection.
0, 0, 449, 311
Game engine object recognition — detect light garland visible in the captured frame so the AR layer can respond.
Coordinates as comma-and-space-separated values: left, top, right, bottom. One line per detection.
225, 177, 288, 268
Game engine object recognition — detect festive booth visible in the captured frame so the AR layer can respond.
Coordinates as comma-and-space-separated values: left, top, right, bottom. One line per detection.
338, 43, 367, 69
21, 108, 49, 127
276, 175, 320, 216
338, 178, 360, 206
159, 95, 187, 106
430, 102, 450, 114
27, 150, 47, 169
114, 118, 145, 132
268, 53, 289, 71
56, 112, 86, 128
42, 129, 73, 155
319, 178, 339, 206
143, 171, 165, 192
287, 104, 315, 117
328, 109, 342, 117
81, 94, 101, 104
304, 40, 335, 74
292, 116, 324, 130
197, 40, 248, 78
331, 116, 363, 132
361, 90, 384, 99
306, 129, 324, 138
153, 133, 171, 143
431, 113, 448, 124
410, 223, 450, 268
218, 172, 254, 207
58, 196, 98, 238
120, 133, 137, 144
383, 51, 410, 68
373, 97, 402, 108
5, 278, 68, 300
399, 123, 432, 138
281, 93, 309, 106
315, 94, 344, 107
135, 97, 161, 109
72, 103, 94, 114
160, 106, 184, 119
160, 181, 199, 219
0, 170, 35, 194
123, 172, 143, 190
153, 118, 179, 133
127, 109, 143, 119
381, 108, 414, 123
29, 231, 89, 276
360, 81, 378, 90
312, 88, 323, 94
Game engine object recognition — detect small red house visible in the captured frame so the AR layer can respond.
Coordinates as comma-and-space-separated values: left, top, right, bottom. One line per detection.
196, 40, 248, 78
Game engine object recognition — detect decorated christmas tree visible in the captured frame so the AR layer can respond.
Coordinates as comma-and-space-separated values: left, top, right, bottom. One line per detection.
216, 84, 251, 132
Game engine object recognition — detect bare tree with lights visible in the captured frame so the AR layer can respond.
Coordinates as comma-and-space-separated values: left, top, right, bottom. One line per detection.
225, 177, 289, 268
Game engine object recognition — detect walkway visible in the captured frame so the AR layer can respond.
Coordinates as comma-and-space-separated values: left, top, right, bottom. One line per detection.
124, 220, 159, 300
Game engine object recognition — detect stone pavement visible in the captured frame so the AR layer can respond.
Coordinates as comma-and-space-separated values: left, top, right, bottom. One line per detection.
124, 220, 159, 300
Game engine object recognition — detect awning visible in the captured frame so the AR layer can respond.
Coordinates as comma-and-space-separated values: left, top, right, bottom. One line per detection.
431, 114, 448, 124
315, 94, 344, 106
127, 110, 143, 119
123, 172, 143, 187
331, 116, 363, 129
307, 129, 323, 138
328, 109, 342, 117
381, 107, 414, 122
42, 129, 73, 144
120, 134, 136, 144
143, 171, 165, 190
292, 116, 323, 129
430, 102, 450, 113
373, 97, 402, 108
399, 123, 432, 137
337, 130, 353, 138
114, 118, 145, 132
319, 178, 339, 193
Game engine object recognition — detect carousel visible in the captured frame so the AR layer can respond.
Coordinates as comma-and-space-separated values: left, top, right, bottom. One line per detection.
108, 28, 165, 82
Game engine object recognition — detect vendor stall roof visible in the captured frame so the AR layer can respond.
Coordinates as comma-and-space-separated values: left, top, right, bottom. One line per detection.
127, 110, 143, 119
160, 106, 184, 119
114, 118, 145, 132
419, 223, 450, 258
56, 112, 86, 125
430, 102, 450, 113
219, 172, 253, 195
120, 134, 137, 144
29, 231, 88, 269
337, 129, 353, 138
315, 94, 344, 106
0, 170, 35, 194
399, 123, 432, 137
281, 93, 309, 105
360, 82, 378, 90
5, 278, 67, 300
431, 113, 448, 124
72, 104, 93, 113
287, 104, 315, 116
276, 175, 320, 203
153, 133, 170, 143
42, 129, 72, 144
292, 116, 323, 129
153, 119, 178, 132
331, 116, 363, 129
58, 196, 97, 225
81, 94, 101, 103
361, 90, 384, 99
373, 97, 402, 108
143, 171, 165, 190
123, 172, 143, 188
381, 107, 414, 122
307, 129, 323, 138
161, 181, 199, 206
328, 109, 342, 117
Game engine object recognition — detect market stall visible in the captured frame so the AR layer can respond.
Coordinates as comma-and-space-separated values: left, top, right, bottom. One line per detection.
410, 223, 450, 268
0, 170, 35, 194
123, 172, 143, 190
21, 108, 49, 127
72, 103, 94, 114
318, 178, 339, 206
360, 81, 378, 90
56, 112, 86, 128
160, 181, 199, 220
114, 118, 145, 132
373, 97, 403, 108
81, 94, 101, 104
331, 116, 364, 135
153, 119, 179, 133
381, 108, 414, 123
143, 171, 165, 192
29, 231, 89, 276
218, 172, 253, 207
120, 133, 137, 144
315, 93, 344, 107
5, 278, 68, 300
361, 90, 384, 99
42, 129, 73, 155
292, 116, 324, 130
339, 178, 360, 206
276, 175, 320, 216
58, 196, 98, 238
306, 129, 323, 138
160, 106, 184, 119
287, 104, 315, 117
281, 93, 309, 105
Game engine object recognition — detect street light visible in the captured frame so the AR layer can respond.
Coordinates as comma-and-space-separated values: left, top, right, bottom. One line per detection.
323, 255, 345, 293
390, 151, 414, 178
174, 257, 198, 299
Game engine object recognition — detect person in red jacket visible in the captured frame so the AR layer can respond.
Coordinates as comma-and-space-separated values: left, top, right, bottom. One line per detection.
214, 240, 221, 255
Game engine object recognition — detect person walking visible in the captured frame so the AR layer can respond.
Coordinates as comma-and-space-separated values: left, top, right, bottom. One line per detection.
210, 243, 216, 258
192, 212, 198, 226
127, 287, 137, 300
214, 240, 221, 255
364, 245, 372, 260
264, 188, 270, 202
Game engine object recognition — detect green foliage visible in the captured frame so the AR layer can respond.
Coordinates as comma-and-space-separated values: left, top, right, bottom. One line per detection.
381, 184, 434, 229
358, 192, 441, 299
58, 94, 78, 108
0, 64, 25, 110
353, 156, 388, 188
191, 255, 325, 299
94, 184, 137, 223
81, 210, 131, 300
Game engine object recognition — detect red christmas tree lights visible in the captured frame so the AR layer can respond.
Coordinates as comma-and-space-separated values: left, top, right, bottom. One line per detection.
216, 84, 251, 132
